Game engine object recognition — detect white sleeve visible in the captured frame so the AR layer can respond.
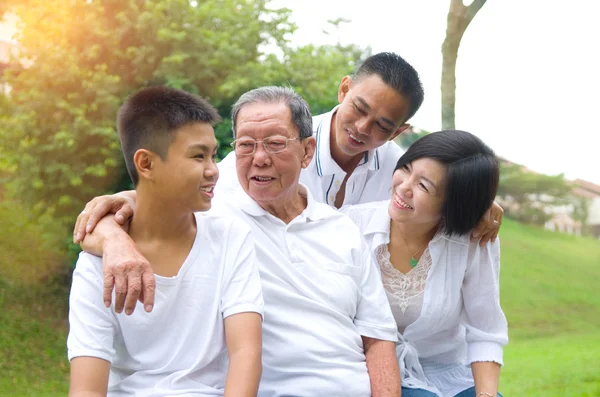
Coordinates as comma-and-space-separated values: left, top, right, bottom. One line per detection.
67, 253, 118, 363
462, 238, 509, 365
354, 238, 398, 342
215, 151, 240, 198
220, 221, 264, 320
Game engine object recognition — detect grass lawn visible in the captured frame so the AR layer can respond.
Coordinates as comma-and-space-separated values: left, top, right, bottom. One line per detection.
1, 218, 599, 395
502, 333, 600, 396
0, 279, 69, 396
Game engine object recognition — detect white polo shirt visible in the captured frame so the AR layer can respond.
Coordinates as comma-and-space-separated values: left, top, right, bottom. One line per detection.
303, 106, 404, 207
211, 186, 398, 397
215, 106, 404, 208
67, 213, 264, 397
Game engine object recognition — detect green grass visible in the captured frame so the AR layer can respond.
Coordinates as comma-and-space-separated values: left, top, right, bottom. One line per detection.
0, 279, 69, 396
499, 219, 600, 340
502, 333, 600, 396
1, 218, 599, 395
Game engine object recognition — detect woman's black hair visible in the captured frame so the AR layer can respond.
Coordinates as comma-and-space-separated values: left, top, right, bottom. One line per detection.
395, 130, 499, 236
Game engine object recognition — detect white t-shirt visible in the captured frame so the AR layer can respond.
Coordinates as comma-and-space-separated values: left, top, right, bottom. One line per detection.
67, 213, 264, 397
215, 106, 404, 207
211, 185, 398, 397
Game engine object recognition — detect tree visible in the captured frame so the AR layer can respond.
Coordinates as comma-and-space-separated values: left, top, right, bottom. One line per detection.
1, 1, 365, 227
441, 0, 487, 130
571, 196, 591, 233
0, 0, 294, 223
497, 163, 571, 225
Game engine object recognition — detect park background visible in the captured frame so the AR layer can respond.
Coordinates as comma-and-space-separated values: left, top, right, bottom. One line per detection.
0, 1, 599, 396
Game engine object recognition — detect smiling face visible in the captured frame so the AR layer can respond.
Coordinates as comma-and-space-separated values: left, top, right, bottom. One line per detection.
234, 101, 315, 208
333, 74, 411, 161
148, 122, 219, 213
388, 158, 447, 228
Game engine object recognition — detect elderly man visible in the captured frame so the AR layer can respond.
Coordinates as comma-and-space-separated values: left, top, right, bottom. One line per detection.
78, 86, 401, 397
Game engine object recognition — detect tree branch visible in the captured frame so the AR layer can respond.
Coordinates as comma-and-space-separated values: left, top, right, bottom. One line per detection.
466, 0, 488, 22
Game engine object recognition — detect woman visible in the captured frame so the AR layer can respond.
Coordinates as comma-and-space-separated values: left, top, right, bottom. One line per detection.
343, 130, 508, 397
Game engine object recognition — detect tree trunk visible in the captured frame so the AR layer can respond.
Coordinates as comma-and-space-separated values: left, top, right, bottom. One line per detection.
441, 0, 487, 130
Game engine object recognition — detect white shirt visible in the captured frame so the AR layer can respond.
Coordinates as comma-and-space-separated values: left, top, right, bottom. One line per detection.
67, 213, 264, 397
342, 201, 508, 397
211, 185, 398, 397
214, 106, 404, 207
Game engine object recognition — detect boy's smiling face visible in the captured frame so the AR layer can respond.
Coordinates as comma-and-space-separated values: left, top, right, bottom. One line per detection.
151, 122, 219, 213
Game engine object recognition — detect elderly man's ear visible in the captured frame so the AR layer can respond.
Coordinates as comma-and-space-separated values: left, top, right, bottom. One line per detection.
301, 137, 316, 168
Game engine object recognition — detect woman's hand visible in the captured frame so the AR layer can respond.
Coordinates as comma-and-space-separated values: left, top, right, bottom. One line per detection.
471, 202, 503, 246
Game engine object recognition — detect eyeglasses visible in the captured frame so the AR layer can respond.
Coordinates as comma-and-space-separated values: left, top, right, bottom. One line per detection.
230, 136, 298, 156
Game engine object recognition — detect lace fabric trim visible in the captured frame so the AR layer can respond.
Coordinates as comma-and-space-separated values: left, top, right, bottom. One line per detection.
377, 244, 432, 313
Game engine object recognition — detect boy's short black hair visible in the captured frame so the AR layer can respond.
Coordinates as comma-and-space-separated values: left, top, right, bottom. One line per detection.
395, 130, 499, 236
354, 52, 424, 123
117, 86, 220, 186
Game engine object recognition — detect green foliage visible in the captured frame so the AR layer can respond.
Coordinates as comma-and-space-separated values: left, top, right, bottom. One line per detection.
0, 199, 68, 283
220, 43, 369, 114
215, 40, 368, 158
395, 128, 429, 150
571, 195, 591, 227
498, 163, 571, 225
0, 0, 295, 224
1, 1, 364, 227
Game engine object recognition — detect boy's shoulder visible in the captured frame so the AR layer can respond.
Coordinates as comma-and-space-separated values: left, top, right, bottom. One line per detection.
194, 211, 251, 242
73, 251, 103, 277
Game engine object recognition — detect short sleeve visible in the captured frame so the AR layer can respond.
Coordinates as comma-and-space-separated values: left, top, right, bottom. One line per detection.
67, 252, 118, 363
354, 238, 398, 342
220, 220, 264, 320
462, 238, 509, 365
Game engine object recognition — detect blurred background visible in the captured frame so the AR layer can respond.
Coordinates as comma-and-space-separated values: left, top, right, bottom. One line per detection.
0, 1, 598, 395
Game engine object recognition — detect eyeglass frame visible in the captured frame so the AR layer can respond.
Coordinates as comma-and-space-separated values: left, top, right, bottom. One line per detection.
230, 135, 299, 156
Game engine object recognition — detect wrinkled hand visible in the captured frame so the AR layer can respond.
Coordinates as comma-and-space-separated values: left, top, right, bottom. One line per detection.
73, 193, 135, 244
102, 237, 155, 315
471, 201, 504, 246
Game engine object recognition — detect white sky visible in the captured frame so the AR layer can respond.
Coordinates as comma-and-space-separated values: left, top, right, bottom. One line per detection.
2, 1, 599, 183
271, 0, 600, 184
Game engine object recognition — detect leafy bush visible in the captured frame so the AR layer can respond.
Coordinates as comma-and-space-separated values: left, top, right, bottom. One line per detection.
0, 200, 68, 284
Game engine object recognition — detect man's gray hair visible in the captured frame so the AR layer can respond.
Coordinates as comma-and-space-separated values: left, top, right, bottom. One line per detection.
231, 86, 313, 139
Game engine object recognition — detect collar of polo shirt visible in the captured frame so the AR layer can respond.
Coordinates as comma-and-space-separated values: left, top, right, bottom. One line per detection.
237, 184, 329, 222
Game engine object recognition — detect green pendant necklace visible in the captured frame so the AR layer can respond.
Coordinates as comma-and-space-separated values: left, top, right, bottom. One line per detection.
397, 230, 429, 268
409, 257, 420, 268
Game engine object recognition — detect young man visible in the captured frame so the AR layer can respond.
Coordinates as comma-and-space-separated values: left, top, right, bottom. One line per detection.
67, 87, 264, 397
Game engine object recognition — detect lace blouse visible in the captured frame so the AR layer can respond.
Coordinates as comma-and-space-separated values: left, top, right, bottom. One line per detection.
376, 244, 432, 333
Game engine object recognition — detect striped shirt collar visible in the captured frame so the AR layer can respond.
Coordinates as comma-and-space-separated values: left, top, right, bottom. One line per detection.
314, 106, 380, 178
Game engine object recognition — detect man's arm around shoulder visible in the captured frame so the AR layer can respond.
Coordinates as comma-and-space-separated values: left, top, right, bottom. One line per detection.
80, 215, 155, 315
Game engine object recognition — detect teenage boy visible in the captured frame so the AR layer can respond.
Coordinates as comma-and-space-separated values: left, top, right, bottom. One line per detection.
67, 86, 263, 397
